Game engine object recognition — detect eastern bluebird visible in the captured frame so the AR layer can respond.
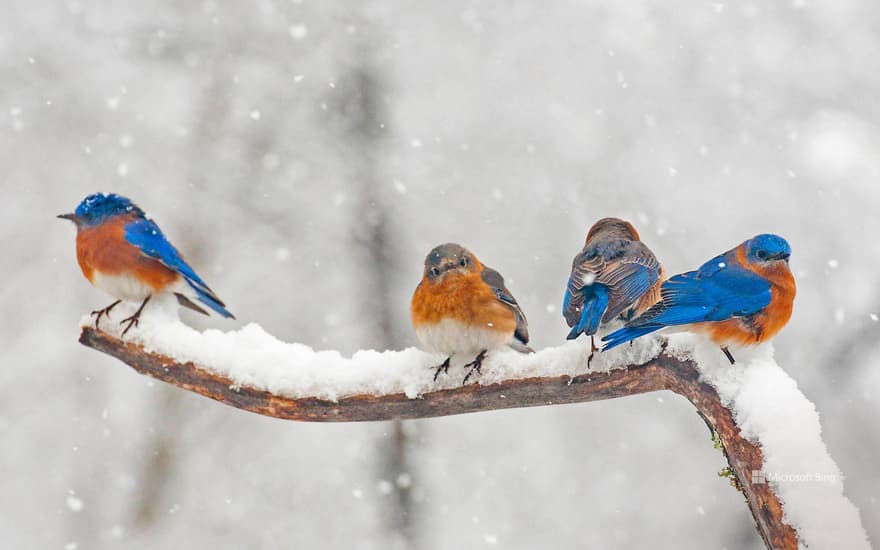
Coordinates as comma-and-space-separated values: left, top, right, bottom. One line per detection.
602, 234, 796, 364
59, 193, 234, 335
563, 218, 664, 363
411, 243, 531, 383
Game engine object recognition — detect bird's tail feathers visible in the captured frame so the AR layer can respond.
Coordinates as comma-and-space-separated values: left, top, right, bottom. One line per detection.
184, 279, 235, 319
601, 325, 660, 351
566, 286, 609, 340
175, 293, 209, 316
509, 340, 535, 354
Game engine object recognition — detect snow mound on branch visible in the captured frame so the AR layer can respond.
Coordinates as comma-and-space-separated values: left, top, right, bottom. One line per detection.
83, 300, 870, 547
81, 296, 660, 401
666, 334, 871, 550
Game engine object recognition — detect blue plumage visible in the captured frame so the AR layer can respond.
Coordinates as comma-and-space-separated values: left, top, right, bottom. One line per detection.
191, 285, 233, 319
563, 219, 662, 342
123, 217, 234, 319
74, 193, 143, 225
745, 234, 791, 263
123, 218, 209, 290
599, 325, 658, 350
602, 250, 772, 350
565, 284, 609, 340
60, 192, 234, 324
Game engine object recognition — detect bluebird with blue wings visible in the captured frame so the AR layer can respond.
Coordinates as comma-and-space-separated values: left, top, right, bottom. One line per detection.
59, 193, 234, 335
563, 218, 664, 363
602, 234, 796, 363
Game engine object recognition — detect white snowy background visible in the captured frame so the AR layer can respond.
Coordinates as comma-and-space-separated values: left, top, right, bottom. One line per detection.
2, 1, 878, 548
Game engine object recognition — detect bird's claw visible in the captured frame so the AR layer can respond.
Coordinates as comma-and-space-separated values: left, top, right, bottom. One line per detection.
120, 313, 140, 337
461, 350, 488, 385
90, 299, 121, 330
587, 335, 599, 369
119, 295, 151, 338
433, 357, 451, 382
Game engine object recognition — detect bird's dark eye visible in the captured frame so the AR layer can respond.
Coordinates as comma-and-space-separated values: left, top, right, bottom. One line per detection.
460, 257, 468, 267
756, 250, 768, 260
431, 267, 441, 276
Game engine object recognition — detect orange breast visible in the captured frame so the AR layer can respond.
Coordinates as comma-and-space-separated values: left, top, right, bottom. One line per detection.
411, 270, 516, 335
697, 249, 796, 346
76, 215, 179, 291
698, 318, 765, 346
752, 262, 796, 342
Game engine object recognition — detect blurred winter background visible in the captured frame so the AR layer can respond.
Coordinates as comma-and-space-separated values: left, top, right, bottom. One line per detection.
2, 0, 878, 548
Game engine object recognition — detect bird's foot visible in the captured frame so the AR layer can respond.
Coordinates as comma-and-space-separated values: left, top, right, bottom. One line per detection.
433, 357, 451, 382
120, 314, 140, 337
90, 299, 121, 330
462, 350, 488, 385
587, 335, 599, 369
721, 346, 736, 365
120, 295, 151, 337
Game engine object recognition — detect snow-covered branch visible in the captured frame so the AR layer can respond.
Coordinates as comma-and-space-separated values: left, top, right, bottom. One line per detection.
76, 304, 870, 550
80, 325, 674, 421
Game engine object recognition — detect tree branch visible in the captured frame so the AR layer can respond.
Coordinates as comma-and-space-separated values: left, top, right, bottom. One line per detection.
79, 326, 799, 549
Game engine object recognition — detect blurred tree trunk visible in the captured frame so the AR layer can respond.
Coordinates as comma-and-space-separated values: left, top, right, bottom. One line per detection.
131, 385, 182, 529
66, 379, 105, 550
337, 44, 420, 549
129, 67, 233, 532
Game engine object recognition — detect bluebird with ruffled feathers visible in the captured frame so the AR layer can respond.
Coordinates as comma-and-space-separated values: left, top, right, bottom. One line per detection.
563, 218, 664, 363
411, 243, 531, 384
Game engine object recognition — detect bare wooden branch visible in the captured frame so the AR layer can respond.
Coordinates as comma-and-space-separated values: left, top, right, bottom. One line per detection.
79, 326, 799, 549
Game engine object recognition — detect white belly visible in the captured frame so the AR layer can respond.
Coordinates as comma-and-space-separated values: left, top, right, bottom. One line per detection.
91, 271, 158, 302
415, 318, 512, 356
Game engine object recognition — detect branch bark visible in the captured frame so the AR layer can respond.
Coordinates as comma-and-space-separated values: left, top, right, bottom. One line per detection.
79, 326, 799, 549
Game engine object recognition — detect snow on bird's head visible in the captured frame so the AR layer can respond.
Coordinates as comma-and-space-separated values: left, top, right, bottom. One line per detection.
72, 193, 144, 226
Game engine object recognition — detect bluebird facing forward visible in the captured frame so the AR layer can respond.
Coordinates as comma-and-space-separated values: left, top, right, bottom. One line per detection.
59, 193, 234, 335
411, 243, 531, 384
563, 218, 664, 362
602, 234, 796, 364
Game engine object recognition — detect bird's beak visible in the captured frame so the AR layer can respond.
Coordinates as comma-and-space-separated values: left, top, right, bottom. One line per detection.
57, 213, 78, 222
776, 252, 791, 262
444, 262, 456, 271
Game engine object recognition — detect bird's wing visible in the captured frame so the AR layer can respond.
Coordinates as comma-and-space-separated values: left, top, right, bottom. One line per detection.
563, 251, 604, 328
596, 241, 661, 322
123, 218, 206, 287
481, 266, 529, 345
123, 218, 233, 318
564, 239, 660, 327
602, 259, 770, 351
628, 261, 771, 328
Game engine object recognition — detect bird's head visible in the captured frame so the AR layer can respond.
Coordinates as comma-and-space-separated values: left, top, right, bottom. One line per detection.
58, 193, 143, 227
423, 243, 481, 283
585, 217, 640, 243
745, 234, 791, 265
